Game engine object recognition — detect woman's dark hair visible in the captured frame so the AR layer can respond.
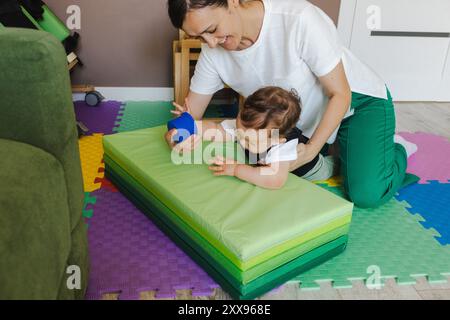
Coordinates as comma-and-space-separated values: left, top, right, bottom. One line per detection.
239, 86, 302, 137
168, 0, 230, 29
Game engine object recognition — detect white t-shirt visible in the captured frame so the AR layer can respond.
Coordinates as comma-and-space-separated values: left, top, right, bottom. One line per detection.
190, 0, 388, 144
221, 119, 298, 165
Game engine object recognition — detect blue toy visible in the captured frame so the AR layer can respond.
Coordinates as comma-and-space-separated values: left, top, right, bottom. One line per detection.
167, 112, 198, 143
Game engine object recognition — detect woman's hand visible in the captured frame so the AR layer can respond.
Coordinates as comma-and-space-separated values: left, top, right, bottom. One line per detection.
208, 156, 239, 177
171, 98, 192, 116
165, 97, 201, 153
288, 143, 317, 172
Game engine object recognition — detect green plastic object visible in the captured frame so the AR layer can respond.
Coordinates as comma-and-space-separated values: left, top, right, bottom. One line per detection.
103, 126, 353, 268
20, 6, 43, 30
104, 162, 348, 299
37, 5, 70, 42
104, 154, 350, 284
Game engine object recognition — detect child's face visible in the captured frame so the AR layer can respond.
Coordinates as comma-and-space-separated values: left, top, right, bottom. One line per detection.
236, 117, 286, 154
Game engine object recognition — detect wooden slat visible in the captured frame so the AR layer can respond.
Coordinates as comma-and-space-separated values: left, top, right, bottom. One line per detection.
71, 84, 95, 93
173, 40, 182, 104
181, 39, 202, 49
189, 53, 200, 60
68, 59, 78, 71
180, 41, 191, 103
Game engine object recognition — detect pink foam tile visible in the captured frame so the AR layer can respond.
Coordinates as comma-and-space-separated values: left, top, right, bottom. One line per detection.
398, 132, 450, 184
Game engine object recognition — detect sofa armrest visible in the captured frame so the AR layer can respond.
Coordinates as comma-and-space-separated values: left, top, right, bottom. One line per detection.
0, 27, 84, 229
0, 28, 77, 156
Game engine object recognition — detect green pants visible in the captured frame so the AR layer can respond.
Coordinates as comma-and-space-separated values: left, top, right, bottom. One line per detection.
338, 88, 418, 208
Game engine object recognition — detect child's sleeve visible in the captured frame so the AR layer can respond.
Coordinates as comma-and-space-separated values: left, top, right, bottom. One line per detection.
264, 139, 298, 164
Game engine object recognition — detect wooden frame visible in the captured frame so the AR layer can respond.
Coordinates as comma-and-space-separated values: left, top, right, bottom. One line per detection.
173, 30, 244, 107
172, 38, 202, 105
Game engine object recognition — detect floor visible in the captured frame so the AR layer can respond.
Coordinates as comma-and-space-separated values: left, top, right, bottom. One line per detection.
102, 101, 450, 300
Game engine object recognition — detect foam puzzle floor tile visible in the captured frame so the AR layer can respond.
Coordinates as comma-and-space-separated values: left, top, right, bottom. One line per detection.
82, 192, 96, 220
294, 185, 450, 290
316, 131, 450, 187
314, 176, 343, 188
94, 175, 118, 193
80, 107, 449, 298
396, 181, 450, 246
113, 101, 174, 133
74, 100, 123, 135
78, 134, 104, 192
398, 132, 450, 184
114, 101, 239, 133
85, 188, 219, 300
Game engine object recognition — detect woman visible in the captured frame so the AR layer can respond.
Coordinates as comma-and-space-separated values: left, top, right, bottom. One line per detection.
166, 0, 418, 208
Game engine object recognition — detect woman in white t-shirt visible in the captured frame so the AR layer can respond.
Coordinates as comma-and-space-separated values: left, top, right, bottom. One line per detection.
165, 0, 419, 208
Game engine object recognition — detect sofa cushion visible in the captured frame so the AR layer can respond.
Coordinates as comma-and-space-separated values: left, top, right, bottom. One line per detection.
0, 139, 71, 299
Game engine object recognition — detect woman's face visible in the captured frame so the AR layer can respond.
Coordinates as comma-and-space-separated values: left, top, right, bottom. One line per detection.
182, 1, 243, 50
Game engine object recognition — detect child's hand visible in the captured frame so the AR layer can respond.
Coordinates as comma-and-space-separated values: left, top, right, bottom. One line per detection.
172, 133, 202, 154
208, 156, 239, 177
171, 98, 192, 116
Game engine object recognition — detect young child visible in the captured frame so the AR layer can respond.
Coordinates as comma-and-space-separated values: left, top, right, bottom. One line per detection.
173, 86, 335, 189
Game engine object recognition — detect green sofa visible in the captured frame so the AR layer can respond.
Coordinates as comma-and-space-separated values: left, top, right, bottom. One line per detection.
0, 28, 89, 299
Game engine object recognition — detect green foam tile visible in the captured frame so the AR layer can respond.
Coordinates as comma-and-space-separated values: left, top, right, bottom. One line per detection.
83, 192, 96, 219
113, 101, 239, 133
295, 185, 450, 290
114, 101, 174, 133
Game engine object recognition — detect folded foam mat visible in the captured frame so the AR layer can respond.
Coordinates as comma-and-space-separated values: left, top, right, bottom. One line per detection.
105, 164, 348, 299
103, 126, 353, 298
105, 155, 350, 286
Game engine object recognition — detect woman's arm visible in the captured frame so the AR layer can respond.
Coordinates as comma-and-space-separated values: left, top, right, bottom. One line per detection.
171, 91, 214, 120
209, 157, 291, 190
289, 62, 351, 171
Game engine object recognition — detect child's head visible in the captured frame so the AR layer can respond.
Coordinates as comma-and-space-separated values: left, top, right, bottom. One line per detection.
236, 86, 301, 154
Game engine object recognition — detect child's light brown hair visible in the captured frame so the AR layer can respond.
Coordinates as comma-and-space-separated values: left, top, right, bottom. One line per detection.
239, 86, 301, 137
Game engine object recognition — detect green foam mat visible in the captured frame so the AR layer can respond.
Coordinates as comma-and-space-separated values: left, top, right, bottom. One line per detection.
103, 126, 353, 269
105, 163, 348, 299
294, 184, 450, 289
104, 154, 350, 284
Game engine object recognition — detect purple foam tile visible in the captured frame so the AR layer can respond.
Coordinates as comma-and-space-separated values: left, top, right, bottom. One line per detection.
191, 288, 217, 297
74, 100, 123, 135
86, 188, 219, 300
398, 132, 450, 184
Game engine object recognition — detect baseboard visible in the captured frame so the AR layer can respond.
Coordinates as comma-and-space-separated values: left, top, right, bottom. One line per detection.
72, 87, 174, 102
